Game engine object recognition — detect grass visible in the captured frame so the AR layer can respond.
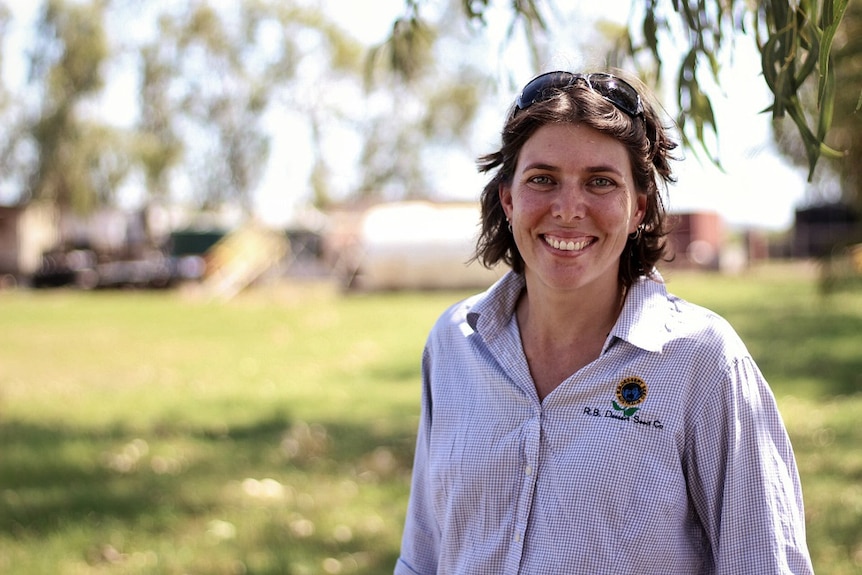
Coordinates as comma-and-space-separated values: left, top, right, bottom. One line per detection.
0, 263, 860, 574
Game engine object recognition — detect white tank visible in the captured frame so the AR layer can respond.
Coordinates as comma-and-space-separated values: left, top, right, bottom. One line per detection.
351, 201, 503, 290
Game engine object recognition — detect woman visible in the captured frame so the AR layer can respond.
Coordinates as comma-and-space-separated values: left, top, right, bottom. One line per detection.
395, 71, 813, 574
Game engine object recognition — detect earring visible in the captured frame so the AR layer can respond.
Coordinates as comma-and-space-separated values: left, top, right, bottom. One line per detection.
507, 220, 513, 233
628, 225, 643, 241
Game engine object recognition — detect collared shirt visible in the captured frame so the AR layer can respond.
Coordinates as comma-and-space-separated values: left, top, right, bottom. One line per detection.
396, 271, 813, 575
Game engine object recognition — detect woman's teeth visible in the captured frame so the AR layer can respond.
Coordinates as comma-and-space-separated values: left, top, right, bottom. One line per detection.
544, 236, 591, 252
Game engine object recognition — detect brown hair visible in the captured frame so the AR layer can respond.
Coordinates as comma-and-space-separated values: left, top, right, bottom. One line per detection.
473, 72, 678, 288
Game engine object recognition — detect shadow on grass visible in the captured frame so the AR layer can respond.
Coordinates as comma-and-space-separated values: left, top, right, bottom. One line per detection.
714, 297, 862, 399
0, 414, 414, 574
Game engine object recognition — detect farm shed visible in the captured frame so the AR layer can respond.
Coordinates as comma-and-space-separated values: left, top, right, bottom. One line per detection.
0, 202, 59, 283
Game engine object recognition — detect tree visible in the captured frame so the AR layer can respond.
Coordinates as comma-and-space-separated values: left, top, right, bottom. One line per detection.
136, 41, 183, 206
392, 0, 854, 182
355, 2, 493, 201
818, 1, 862, 211
137, 2, 281, 214
0, 0, 373, 219
757, 2, 862, 213
0, 4, 11, 114
13, 0, 126, 217
812, 2, 862, 214
136, 1, 368, 213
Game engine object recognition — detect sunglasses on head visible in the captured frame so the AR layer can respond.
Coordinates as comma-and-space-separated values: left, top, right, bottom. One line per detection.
514, 71, 644, 118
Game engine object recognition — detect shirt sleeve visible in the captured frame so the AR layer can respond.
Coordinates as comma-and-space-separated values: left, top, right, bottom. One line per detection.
684, 350, 814, 574
395, 344, 439, 575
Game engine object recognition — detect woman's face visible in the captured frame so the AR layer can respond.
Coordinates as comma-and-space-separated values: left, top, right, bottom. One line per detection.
500, 122, 646, 295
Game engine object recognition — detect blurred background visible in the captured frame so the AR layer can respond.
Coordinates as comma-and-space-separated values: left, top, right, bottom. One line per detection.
0, 0, 859, 293
0, 1, 860, 574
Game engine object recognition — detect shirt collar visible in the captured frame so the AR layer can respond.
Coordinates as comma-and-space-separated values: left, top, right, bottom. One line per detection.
465, 271, 524, 342
611, 271, 676, 353
466, 270, 675, 353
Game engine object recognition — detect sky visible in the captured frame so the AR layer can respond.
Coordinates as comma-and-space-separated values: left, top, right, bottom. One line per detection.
3, 0, 813, 232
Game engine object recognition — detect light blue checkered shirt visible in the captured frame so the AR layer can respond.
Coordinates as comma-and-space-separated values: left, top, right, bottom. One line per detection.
396, 271, 813, 574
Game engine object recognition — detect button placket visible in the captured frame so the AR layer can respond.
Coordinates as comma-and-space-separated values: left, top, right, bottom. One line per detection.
512, 415, 541, 559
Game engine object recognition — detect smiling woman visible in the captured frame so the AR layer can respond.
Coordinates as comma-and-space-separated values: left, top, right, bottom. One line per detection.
394, 70, 815, 575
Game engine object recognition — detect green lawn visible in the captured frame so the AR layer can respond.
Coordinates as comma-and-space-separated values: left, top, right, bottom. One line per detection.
1, 263, 860, 574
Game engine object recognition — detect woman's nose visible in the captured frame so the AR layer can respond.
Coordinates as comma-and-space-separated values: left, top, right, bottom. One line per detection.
552, 184, 587, 221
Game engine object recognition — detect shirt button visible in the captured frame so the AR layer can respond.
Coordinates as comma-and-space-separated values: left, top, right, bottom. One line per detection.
514, 532, 521, 543
524, 465, 533, 476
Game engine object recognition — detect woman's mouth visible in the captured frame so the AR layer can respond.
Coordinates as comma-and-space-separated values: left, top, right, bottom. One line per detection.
543, 234, 594, 252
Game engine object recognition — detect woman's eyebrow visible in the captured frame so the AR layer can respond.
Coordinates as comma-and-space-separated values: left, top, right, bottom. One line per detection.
521, 162, 558, 172
585, 164, 624, 176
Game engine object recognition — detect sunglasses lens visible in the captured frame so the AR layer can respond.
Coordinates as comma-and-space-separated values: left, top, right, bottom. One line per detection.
586, 74, 643, 117
515, 71, 576, 110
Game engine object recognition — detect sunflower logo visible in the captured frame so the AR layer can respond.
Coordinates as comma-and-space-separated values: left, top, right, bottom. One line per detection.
613, 376, 648, 417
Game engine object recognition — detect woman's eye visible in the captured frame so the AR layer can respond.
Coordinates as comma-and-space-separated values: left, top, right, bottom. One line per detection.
528, 175, 554, 186
593, 177, 612, 186
590, 176, 616, 191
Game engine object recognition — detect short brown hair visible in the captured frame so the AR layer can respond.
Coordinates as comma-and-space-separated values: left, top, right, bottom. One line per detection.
473, 72, 678, 288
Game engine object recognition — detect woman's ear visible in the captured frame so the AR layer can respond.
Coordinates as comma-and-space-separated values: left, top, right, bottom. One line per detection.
499, 182, 513, 221
634, 192, 647, 226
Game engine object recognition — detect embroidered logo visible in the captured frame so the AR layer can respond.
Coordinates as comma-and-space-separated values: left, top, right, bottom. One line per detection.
612, 376, 648, 417
582, 376, 663, 430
